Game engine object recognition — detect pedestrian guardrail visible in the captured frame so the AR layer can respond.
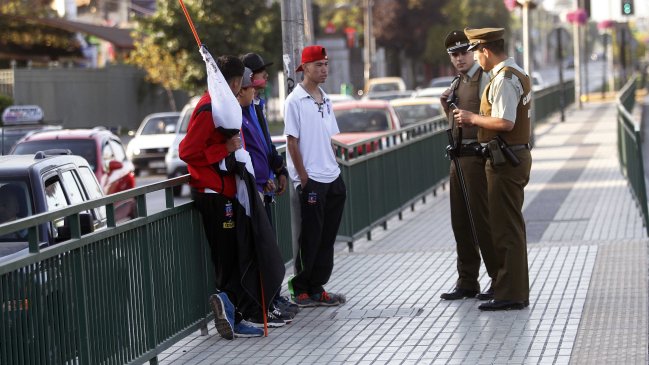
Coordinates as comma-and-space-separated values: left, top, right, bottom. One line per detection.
0, 176, 216, 365
534, 79, 575, 125
616, 75, 649, 236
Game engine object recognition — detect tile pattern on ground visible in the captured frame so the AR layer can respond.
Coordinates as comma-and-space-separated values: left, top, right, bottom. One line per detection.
158, 102, 648, 365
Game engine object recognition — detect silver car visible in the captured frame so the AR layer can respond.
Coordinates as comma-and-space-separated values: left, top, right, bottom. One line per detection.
126, 112, 180, 176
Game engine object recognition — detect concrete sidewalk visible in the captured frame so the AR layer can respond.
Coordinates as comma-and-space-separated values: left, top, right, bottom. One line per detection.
160, 101, 647, 365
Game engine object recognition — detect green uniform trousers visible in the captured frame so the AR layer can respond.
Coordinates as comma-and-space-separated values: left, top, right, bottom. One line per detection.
449, 154, 498, 291
486, 148, 532, 301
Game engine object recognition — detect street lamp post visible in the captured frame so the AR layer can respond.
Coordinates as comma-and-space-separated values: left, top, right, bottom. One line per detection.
597, 20, 614, 99
566, 7, 587, 109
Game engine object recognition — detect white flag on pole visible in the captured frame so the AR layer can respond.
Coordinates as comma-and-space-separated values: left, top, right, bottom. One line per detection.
199, 45, 255, 215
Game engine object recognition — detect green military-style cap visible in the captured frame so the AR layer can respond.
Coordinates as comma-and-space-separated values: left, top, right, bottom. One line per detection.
464, 27, 505, 51
444, 30, 470, 53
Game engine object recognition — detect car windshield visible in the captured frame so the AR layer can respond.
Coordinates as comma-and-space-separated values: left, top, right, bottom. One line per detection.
141, 116, 178, 135
393, 104, 441, 127
335, 109, 390, 133
0, 180, 32, 248
1, 130, 30, 155
12, 140, 98, 171
370, 84, 400, 93
179, 111, 192, 134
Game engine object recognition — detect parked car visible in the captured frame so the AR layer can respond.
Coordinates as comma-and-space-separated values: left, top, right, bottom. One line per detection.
362, 90, 414, 101
126, 112, 180, 176
0, 151, 114, 363
166, 97, 200, 196
412, 76, 455, 98
0, 152, 108, 261
363, 77, 406, 98
389, 97, 442, 127
10, 128, 135, 221
331, 100, 402, 147
1, 105, 62, 155
327, 93, 355, 103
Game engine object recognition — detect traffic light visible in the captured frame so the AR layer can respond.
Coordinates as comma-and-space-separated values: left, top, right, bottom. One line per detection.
621, 0, 634, 16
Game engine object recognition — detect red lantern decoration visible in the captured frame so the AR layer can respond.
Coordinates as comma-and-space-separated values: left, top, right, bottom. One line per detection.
597, 20, 614, 30
504, 0, 517, 11
566, 9, 588, 25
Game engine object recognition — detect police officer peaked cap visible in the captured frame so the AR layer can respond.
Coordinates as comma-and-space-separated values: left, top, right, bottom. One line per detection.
464, 27, 505, 51
444, 30, 470, 53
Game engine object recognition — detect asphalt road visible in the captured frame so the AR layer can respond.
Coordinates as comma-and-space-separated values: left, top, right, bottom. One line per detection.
135, 171, 191, 214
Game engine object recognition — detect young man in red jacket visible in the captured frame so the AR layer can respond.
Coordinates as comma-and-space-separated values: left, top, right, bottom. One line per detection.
179, 55, 263, 339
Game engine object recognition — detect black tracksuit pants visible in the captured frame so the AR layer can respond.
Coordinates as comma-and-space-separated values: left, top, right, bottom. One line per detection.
193, 191, 255, 318
289, 175, 346, 296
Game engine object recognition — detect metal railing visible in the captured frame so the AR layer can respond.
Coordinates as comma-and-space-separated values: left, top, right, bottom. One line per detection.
0, 176, 216, 365
616, 75, 649, 235
534, 79, 575, 125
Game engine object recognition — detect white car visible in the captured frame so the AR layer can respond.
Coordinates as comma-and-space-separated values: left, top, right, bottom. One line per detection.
166, 97, 200, 196
126, 112, 180, 176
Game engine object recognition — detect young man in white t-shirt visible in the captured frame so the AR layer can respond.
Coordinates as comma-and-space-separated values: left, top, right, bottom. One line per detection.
284, 45, 347, 307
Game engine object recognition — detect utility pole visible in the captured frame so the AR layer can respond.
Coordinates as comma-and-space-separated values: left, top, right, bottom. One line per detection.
280, 0, 311, 96
280, 0, 312, 263
572, 1, 582, 109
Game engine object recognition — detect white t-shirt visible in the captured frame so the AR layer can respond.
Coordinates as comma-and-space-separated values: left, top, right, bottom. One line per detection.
284, 84, 340, 187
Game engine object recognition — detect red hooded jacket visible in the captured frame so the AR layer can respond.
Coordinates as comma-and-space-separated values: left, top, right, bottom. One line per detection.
179, 92, 237, 198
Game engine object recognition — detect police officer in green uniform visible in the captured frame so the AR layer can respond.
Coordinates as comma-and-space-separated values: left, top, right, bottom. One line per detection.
439, 30, 499, 301
453, 27, 532, 311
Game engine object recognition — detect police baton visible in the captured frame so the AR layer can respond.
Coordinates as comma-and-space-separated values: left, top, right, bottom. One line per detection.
446, 106, 479, 247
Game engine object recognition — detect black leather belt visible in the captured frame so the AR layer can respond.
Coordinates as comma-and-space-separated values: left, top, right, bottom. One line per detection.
459, 143, 483, 157
509, 143, 531, 152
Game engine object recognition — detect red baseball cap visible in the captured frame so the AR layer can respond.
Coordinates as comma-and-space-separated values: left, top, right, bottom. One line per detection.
296, 45, 328, 72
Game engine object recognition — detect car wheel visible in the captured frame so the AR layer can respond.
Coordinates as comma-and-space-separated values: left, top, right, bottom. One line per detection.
134, 168, 141, 177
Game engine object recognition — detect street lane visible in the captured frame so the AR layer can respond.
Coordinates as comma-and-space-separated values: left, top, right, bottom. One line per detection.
135, 172, 191, 214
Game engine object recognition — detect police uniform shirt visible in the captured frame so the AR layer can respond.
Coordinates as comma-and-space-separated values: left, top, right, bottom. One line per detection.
284, 84, 340, 188
486, 58, 525, 124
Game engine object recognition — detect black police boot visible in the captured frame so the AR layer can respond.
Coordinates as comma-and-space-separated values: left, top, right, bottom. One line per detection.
440, 287, 478, 300
476, 286, 494, 300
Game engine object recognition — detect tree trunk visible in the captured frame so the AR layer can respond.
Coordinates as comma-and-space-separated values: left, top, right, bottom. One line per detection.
165, 88, 177, 112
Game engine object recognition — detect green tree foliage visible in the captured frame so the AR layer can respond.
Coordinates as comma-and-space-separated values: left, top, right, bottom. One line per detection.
422, 0, 510, 69
313, 0, 363, 37
371, 0, 449, 75
0, 1, 80, 66
0, 0, 55, 16
130, 0, 282, 94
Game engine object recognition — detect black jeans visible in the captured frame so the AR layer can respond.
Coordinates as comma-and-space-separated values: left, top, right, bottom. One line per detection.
289, 175, 346, 296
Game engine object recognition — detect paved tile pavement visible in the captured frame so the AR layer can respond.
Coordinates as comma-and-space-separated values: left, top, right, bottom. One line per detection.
160, 101, 647, 364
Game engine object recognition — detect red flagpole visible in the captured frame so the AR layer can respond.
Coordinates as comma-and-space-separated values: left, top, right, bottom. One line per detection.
259, 273, 268, 336
178, 0, 202, 47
